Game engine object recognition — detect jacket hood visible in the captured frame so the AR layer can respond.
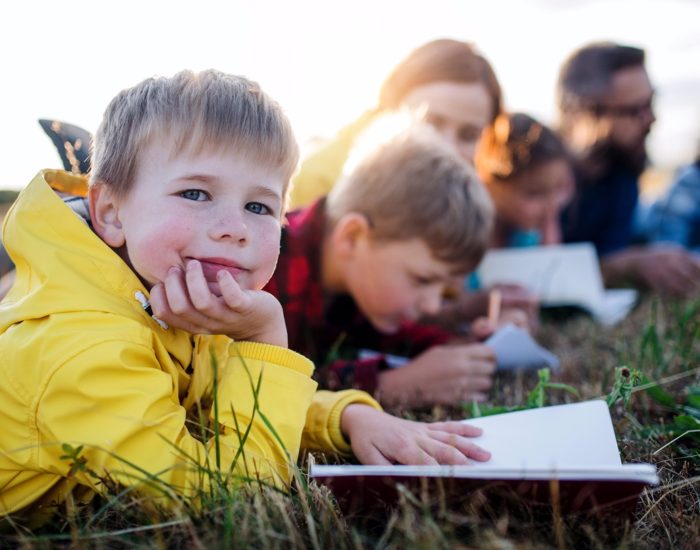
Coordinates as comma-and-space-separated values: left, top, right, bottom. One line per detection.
0, 171, 164, 336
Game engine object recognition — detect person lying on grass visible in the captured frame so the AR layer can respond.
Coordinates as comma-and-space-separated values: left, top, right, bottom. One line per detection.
0, 70, 490, 527
265, 115, 521, 409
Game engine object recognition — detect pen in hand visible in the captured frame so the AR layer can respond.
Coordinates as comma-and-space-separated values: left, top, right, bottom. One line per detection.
488, 289, 502, 328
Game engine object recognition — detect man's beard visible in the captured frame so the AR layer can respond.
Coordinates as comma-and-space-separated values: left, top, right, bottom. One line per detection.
606, 140, 649, 176
584, 137, 649, 180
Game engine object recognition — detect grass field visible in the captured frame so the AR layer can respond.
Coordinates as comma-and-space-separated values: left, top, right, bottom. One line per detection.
1, 292, 698, 548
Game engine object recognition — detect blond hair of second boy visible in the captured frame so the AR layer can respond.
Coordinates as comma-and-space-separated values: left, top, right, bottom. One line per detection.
0, 71, 490, 526
266, 116, 499, 408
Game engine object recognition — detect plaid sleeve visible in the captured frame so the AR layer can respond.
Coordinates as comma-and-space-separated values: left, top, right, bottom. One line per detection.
379, 322, 453, 356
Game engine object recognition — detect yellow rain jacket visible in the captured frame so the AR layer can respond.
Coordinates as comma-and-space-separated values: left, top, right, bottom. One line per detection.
0, 171, 379, 523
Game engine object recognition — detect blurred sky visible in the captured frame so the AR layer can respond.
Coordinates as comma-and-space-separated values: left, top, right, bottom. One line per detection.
1, 0, 698, 190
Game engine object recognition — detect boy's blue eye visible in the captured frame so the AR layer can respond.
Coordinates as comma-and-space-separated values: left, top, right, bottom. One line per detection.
180, 189, 209, 201
246, 202, 270, 215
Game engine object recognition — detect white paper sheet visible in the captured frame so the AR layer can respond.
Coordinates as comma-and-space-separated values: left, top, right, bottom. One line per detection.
476, 243, 638, 325
485, 323, 560, 371
462, 400, 622, 468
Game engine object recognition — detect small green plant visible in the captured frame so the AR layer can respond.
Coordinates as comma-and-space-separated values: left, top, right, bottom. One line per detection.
605, 366, 642, 408
646, 384, 700, 461
324, 332, 348, 365
469, 368, 578, 418
524, 368, 579, 408
60, 444, 98, 479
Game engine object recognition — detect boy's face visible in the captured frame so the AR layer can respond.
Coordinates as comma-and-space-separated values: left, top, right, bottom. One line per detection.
344, 236, 456, 334
102, 137, 285, 294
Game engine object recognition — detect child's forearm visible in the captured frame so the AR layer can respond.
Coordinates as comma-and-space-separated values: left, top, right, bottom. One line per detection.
215, 342, 318, 482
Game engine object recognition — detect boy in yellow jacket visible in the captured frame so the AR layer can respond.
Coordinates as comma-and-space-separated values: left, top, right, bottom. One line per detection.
0, 70, 491, 525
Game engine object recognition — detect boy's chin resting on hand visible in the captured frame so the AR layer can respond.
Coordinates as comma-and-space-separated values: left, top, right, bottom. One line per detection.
149, 262, 289, 347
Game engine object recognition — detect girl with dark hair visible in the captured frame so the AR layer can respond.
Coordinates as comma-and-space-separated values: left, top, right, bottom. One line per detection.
476, 112, 574, 248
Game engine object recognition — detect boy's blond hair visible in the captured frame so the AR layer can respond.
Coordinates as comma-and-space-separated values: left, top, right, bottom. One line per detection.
90, 69, 299, 200
326, 116, 494, 273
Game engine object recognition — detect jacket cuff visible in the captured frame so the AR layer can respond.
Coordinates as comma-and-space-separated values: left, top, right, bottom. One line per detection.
230, 341, 313, 376
326, 389, 382, 455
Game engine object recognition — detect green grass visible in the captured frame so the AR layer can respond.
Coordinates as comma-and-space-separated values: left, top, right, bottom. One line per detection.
2, 293, 700, 548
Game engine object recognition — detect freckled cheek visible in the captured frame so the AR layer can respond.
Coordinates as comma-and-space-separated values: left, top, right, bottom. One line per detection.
261, 226, 281, 259
131, 220, 194, 279
252, 228, 282, 286
152, 219, 194, 251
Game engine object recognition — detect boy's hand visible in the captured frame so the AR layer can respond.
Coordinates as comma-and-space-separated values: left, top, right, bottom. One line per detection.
468, 307, 531, 341
149, 261, 288, 347
426, 285, 539, 333
490, 284, 540, 328
340, 404, 490, 465
376, 344, 495, 408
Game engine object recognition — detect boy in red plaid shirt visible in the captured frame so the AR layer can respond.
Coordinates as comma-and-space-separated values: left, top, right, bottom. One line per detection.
266, 117, 498, 409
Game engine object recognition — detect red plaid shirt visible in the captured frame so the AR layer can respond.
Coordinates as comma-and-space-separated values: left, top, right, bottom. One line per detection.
264, 199, 452, 395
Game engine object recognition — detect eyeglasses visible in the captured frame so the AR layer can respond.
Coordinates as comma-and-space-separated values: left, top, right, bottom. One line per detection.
594, 95, 655, 120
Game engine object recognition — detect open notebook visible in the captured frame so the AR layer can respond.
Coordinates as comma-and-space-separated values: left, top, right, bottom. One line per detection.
475, 243, 638, 325
311, 401, 657, 513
